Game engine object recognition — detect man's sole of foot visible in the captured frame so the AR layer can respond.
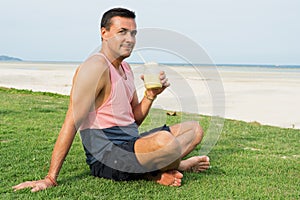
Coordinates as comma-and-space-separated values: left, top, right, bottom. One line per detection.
156, 170, 183, 187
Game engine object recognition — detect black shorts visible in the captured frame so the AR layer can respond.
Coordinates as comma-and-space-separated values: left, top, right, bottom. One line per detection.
89, 124, 171, 181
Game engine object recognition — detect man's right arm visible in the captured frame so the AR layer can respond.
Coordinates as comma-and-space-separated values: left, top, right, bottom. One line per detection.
12, 83, 78, 192
12, 55, 108, 192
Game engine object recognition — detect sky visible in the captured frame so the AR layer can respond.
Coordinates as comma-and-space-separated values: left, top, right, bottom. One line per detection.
0, 0, 299, 65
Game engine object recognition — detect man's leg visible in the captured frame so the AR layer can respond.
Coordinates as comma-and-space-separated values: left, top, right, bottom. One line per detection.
134, 130, 183, 186
169, 121, 203, 158
134, 121, 209, 186
134, 130, 182, 172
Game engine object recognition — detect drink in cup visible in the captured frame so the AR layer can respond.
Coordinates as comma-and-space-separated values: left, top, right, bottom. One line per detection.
143, 62, 162, 89
144, 73, 162, 89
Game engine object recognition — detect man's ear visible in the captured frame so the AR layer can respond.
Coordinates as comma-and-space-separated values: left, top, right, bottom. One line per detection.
101, 27, 108, 40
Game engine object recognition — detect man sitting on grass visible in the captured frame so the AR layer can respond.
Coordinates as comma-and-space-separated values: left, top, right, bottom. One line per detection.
13, 7, 210, 192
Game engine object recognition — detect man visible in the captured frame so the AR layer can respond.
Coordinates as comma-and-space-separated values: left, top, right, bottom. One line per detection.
13, 8, 210, 192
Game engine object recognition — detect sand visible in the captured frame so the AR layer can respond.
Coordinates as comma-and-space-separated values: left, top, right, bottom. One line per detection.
1, 61, 299, 129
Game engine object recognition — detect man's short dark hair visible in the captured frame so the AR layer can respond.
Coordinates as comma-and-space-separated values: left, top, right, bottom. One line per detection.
101, 8, 136, 30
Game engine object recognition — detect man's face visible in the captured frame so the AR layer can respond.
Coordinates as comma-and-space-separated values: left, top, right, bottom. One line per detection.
102, 16, 137, 60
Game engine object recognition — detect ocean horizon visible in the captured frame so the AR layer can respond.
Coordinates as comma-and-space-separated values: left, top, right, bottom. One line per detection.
1, 60, 300, 70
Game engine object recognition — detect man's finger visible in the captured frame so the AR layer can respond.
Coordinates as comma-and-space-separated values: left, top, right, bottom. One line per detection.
140, 74, 144, 80
159, 74, 166, 80
12, 181, 36, 191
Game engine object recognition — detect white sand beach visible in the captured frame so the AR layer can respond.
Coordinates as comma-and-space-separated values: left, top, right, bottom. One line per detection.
1, 61, 300, 129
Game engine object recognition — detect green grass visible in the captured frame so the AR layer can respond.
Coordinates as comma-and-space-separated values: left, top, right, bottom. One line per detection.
0, 87, 299, 199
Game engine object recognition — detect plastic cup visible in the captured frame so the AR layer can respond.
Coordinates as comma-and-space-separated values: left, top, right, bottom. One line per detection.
144, 74, 162, 89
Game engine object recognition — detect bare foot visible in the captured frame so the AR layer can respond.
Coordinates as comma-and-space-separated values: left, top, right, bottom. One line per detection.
155, 170, 183, 187
178, 155, 210, 172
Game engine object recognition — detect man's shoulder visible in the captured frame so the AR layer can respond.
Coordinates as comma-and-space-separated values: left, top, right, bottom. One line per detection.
84, 54, 108, 67
78, 54, 109, 73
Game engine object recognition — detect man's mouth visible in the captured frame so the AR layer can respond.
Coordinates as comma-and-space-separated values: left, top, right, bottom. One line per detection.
121, 44, 134, 50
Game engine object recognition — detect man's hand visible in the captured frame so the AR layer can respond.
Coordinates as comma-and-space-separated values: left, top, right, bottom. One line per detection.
12, 176, 57, 192
141, 71, 170, 97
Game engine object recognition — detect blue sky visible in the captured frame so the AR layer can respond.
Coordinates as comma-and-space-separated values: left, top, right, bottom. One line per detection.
0, 0, 299, 64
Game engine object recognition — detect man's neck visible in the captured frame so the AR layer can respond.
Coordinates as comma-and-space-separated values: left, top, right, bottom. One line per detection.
100, 50, 123, 69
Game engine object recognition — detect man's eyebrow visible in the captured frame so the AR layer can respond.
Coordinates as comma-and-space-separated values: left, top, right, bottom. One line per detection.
119, 28, 129, 31
119, 28, 137, 32
119, 28, 137, 35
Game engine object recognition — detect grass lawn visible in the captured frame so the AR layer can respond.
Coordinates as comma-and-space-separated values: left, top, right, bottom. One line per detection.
0, 87, 299, 199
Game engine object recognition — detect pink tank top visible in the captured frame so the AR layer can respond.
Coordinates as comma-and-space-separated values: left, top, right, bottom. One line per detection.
80, 53, 136, 130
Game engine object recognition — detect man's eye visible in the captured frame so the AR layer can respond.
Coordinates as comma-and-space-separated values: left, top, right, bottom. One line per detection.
119, 30, 127, 35
131, 30, 137, 37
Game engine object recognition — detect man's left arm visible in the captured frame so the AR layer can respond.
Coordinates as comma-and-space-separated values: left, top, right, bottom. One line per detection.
132, 71, 170, 126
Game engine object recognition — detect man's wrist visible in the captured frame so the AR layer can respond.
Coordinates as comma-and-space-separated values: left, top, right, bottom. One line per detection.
45, 175, 58, 186
144, 91, 157, 102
